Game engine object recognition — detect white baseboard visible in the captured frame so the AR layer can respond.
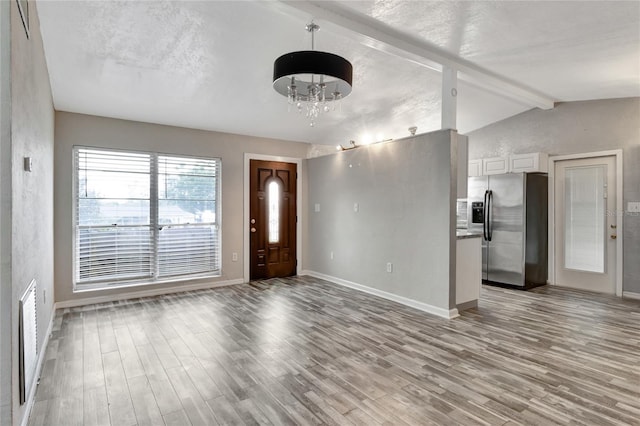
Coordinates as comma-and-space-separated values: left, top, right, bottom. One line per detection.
301, 270, 459, 319
55, 278, 244, 309
21, 310, 54, 426
622, 291, 640, 301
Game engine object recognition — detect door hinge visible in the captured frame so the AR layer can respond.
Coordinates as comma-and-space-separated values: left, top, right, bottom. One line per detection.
296, 216, 298, 223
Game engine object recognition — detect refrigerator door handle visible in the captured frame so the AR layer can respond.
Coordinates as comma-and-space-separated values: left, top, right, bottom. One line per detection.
488, 190, 493, 241
483, 190, 489, 241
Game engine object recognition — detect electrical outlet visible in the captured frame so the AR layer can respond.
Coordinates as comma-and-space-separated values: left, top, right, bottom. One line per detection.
353, 203, 359, 212
232, 252, 238, 262
386, 262, 393, 273
314, 203, 321, 212
627, 202, 640, 213
330, 251, 334, 260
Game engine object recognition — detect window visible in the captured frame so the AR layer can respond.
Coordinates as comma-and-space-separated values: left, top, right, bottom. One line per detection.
564, 165, 605, 273
268, 180, 280, 243
74, 147, 221, 289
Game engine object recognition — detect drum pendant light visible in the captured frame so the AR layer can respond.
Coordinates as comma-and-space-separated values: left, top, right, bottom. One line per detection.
273, 22, 353, 127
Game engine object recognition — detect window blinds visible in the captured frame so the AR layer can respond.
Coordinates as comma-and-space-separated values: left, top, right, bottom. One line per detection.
74, 147, 220, 287
157, 155, 219, 278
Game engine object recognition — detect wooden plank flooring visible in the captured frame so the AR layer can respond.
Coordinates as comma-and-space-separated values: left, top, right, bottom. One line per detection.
29, 276, 640, 425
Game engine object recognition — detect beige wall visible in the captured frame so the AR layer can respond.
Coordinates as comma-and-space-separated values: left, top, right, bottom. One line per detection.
468, 98, 640, 294
9, 1, 56, 425
55, 112, 309, 303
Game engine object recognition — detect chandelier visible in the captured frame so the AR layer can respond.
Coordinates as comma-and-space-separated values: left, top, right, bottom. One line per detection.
273, 22, 353, 127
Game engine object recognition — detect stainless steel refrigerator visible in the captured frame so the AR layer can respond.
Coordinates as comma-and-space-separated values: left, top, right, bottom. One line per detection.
468, 172, 548, 288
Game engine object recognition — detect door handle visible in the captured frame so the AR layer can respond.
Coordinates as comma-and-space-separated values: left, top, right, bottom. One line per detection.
250, 227, 256, 233
483, 190, 489, 241
487, 190, 493, 242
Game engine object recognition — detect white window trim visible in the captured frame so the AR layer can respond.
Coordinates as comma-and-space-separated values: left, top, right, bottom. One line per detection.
72, 146, 222, 292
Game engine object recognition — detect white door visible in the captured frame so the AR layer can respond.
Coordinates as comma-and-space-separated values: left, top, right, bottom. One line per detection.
554, 156, 617, 293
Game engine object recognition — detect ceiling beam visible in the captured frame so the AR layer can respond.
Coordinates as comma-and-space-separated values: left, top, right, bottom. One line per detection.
275, 0, 555, 110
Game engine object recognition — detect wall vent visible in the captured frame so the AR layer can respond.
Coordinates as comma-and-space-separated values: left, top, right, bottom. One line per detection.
18, 279, 37, 405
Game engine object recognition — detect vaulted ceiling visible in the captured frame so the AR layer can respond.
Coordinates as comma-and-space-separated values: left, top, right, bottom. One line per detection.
37, 1, 640, 145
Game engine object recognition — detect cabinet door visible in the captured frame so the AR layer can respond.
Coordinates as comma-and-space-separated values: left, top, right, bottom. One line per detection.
510, 152, 548, 173
482, 157, 509, 175
468, 159, 481, 177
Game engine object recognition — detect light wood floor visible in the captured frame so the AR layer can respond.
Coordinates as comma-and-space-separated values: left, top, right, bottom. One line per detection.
29, 276, 640, 425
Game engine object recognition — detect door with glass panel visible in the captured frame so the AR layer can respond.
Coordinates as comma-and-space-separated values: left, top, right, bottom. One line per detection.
554, 156, 617, 293
249, 160, 297, 279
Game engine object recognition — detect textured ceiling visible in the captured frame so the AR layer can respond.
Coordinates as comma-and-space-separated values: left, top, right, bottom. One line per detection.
37, 1, 640, 145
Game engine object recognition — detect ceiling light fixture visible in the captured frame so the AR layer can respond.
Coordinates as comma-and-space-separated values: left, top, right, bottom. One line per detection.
337, 137, 393, 151
273, 22, 353, 127
337, 140, 358, 151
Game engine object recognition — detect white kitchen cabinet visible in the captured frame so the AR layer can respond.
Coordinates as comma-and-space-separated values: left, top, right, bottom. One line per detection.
468, 159, 481, 177
470, 152, 549, 176
482, 157, 509, 175
509, 152, 549, 173
456, 235, 481, 310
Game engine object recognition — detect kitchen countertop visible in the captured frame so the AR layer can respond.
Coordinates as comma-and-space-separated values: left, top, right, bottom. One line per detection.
456, 230, 482, 239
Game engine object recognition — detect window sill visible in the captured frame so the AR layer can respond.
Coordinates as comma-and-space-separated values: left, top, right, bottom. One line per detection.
73, 272, 222, 293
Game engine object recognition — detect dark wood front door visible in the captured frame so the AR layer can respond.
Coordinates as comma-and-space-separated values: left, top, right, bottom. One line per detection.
250, 160, 297, 280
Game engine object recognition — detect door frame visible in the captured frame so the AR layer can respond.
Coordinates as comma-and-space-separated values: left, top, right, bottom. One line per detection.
548, 149, 623, 296
244, 153, 303, 283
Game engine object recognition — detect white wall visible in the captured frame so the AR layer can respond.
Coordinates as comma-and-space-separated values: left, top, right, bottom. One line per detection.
54, 112, 309, 303
305, 130, 459, 316
9, 1, 56, 424
468, 98, 640, 294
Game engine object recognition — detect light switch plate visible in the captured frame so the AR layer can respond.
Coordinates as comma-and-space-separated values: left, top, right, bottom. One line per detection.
627, 202, 640, 213
314, 203, 320, 212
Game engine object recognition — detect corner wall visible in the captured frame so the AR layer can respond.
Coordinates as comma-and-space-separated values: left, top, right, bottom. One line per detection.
10, 1, 56, 425
54, 112, 309, 303
305, 130, 458, 316
468, 98, 640, 293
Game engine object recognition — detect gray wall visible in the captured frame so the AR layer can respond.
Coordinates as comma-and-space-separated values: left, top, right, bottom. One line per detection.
305, 130, 458, 312
0, 1, 11, 423
468, 98, 640, 293
9, 1, 56, 425
55, 112, 309, 303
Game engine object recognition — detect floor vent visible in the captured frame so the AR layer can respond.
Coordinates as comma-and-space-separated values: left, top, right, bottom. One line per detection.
19, 279, 37, 405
